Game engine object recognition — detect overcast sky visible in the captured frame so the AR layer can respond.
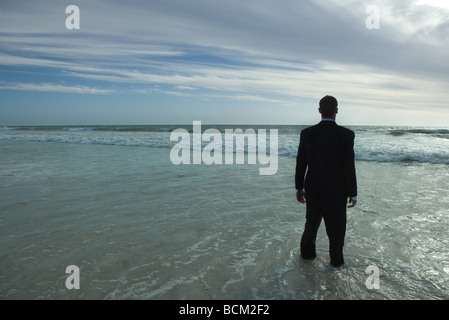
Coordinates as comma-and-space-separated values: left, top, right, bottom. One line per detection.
1, 0, 448, 126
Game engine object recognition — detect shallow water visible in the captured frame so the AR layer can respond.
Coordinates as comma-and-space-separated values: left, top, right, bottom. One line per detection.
0, 129, 448, 300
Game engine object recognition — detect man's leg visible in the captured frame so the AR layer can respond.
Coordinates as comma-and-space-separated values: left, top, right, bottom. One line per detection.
323, 204, 347, 267
300, 200, 322, 260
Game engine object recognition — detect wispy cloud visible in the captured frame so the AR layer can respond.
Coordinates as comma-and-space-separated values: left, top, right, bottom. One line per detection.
0, 82, 113, 94
0, 0, 448, 125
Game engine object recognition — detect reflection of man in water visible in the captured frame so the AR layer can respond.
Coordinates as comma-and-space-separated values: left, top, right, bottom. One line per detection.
295, 95, 357, 267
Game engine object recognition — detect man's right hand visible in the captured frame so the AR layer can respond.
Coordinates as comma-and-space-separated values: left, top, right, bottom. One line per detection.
296, 191, 306, 204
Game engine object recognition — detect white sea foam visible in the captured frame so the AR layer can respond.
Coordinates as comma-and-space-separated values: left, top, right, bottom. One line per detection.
0, 125, 448, 164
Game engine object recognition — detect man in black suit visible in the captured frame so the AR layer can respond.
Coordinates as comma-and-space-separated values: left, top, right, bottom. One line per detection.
295, 95, 357, 267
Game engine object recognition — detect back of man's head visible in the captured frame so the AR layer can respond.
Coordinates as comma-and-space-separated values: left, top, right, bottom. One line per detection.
319, 95, 338, 118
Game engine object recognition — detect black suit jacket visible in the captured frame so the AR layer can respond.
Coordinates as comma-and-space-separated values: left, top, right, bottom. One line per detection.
295, 120, 357, 202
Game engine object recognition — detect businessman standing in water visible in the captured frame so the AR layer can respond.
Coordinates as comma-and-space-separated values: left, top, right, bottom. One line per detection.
295, 95, 357, 268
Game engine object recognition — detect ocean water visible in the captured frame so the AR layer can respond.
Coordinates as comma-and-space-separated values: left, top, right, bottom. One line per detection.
0, 124, 448, 300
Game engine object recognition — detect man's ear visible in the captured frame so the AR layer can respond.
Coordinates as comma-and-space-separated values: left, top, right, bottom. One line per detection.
318, 108, 322, 114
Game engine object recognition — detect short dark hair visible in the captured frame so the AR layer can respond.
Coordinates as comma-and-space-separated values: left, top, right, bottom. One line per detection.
319, 95, 338, 117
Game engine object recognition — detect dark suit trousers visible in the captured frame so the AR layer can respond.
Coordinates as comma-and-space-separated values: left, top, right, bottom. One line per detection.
300, 196, 347, 267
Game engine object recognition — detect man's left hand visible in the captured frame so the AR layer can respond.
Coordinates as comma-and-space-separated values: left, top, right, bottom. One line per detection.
348, 198, 357, 208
